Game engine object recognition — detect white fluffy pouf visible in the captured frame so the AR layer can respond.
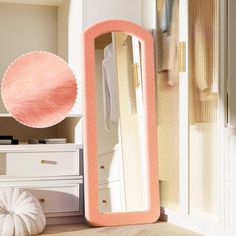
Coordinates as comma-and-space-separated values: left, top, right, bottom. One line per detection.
0, 188, 46, 236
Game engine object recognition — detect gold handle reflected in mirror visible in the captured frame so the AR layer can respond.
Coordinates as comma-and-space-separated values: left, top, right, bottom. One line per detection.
178, 41, 186, 72
102, 200, 107, 204
39, 198, 45, 203
100, 165, 105, 169
133, 63, 140, 88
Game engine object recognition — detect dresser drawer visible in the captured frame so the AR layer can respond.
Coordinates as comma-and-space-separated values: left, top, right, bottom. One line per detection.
0, 151, 80, 177
98, 183, 125, 213
24, 184, 83, 217
98, 150, 121, 184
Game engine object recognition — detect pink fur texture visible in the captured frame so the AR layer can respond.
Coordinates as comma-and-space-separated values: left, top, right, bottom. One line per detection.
1, 51, 77, 128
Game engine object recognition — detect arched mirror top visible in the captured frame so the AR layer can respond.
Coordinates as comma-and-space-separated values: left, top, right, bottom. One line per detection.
84, 19, 153, 44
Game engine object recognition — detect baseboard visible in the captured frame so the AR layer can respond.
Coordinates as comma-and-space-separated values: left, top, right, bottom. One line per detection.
46, 216, 86, 225
163, 208, 223, 236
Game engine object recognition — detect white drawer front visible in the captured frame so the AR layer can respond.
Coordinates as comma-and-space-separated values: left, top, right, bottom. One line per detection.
98, 150, 121, 184
25, 184, 82, 216
98, 183, 125, 213
0, 151, 79, 177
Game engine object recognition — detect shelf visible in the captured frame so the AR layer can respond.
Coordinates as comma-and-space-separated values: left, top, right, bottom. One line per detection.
0, 113, 83, 118
0, 143, 83, 152
67, 114, 83, 118
0, 0, 66, 6
0, 113, 11, 117
0, 175, 83, 182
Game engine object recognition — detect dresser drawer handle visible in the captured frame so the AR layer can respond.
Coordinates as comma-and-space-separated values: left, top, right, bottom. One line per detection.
39, 198, 45, 203
100, 165, 105, 169
102, 200, 107, 203
41, 160, 57, 165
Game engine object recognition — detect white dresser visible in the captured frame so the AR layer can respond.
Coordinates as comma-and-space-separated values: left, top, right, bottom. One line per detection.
0, 144, 84, 225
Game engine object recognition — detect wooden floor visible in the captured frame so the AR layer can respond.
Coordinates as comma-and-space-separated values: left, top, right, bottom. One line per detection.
41, 222, 203, 236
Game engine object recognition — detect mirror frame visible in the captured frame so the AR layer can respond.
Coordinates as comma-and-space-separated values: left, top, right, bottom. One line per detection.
83, 19, 160, 226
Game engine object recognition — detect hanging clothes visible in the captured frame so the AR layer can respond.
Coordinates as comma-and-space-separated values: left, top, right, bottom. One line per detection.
157, 0, 179, 86
190, 0, 216, 92
102, 43, 119, 130
167, 0, 179, 86
160, 0, 174, 34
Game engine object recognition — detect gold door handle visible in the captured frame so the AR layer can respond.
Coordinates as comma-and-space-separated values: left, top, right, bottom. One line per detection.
133, 63, 140, 88
178, 41, 186, 72
102, 200, 107, 204
39, 198, 45, 203
100, 165, 105, 169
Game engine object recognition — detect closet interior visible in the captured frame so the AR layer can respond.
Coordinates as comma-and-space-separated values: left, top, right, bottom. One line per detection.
156, 0, 219, 219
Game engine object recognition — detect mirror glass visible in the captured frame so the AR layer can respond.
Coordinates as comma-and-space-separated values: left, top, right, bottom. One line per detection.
95, 32, 148, 213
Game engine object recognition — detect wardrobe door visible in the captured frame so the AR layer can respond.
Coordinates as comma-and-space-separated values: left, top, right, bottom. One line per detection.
157, 0, 219, 220
188, 0, 219, 218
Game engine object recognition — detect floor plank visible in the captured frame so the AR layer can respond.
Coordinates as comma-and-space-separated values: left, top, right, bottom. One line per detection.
41, 222, 203, 236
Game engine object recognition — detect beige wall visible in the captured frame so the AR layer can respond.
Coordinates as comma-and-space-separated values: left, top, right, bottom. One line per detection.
0, 3, 58, 113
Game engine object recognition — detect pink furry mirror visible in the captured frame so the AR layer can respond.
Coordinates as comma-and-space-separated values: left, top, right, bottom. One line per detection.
83, 19, 160, 226
1, 51, 77, 128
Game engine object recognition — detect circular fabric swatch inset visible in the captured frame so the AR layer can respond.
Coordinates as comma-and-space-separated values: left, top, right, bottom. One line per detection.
1, 51, 77, 128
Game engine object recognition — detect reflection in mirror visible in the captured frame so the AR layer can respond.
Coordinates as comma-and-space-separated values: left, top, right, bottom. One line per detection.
95, 32, 148, 213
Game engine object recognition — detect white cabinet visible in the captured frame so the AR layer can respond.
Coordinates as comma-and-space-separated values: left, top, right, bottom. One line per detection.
0, 144, 84, 224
